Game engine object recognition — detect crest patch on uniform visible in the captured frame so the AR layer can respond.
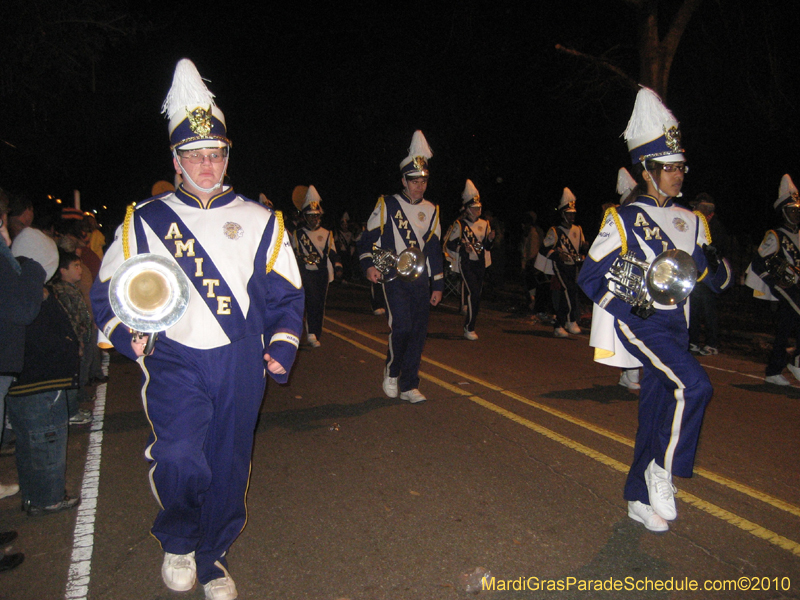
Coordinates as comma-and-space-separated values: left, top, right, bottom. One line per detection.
418, 212, 426, 222
223, 222, 243, 240
672, 217, 688, 232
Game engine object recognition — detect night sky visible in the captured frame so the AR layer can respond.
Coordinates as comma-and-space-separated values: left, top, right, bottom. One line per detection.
3, 1, 799, 255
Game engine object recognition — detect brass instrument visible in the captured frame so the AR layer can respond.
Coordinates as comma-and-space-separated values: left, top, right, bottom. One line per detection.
109, 254, 191, 355
372, 244, 426, 283
302, 253, 322, 266
607, 249, 697, 319
764, 254, 800, 288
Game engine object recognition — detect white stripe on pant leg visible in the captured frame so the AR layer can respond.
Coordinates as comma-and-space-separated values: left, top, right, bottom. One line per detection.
618, 320, 687, 474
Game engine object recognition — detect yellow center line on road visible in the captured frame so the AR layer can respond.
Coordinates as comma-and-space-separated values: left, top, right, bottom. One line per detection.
325, 317, 800, 518
323, 319, 800, 557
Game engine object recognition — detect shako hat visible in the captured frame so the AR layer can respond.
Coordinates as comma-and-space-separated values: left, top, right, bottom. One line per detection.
461, 179, 481, 208
557, 187, 577, 212
400, 130, 433, 178
162, 59, 231, 151
301, 185, 323, 214
775, 174, 800, 211
623, 87, 684, 165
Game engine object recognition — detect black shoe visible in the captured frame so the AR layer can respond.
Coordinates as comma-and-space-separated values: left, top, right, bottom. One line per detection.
0, 531, 17, 546
26, 495, 80, 517
0, 553, 23, 572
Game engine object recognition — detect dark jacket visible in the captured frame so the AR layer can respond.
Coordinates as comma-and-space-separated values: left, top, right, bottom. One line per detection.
0, 250, 46, 374
7, 286, 80, 396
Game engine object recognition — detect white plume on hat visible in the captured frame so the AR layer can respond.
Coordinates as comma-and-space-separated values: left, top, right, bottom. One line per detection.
302, 185, 323, 213
162, 59, 227, 150
461, 179, 480, 205
11, 227, 59, 281
400, 130, 433, 174
616, 168, 637, 204
624, 87, 684, 164
558, 187, 577, 212
775, 174, 800, 210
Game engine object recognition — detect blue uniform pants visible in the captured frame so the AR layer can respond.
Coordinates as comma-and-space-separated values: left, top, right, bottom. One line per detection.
141, 335, 266, 584
553, 262, 581, 327
614, 309, 712, 504
460, 259, 485, 332
383, 277, 430, 392
301, 267, 329, 338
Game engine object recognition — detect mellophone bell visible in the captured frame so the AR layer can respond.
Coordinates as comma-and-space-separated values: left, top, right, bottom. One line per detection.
371, 244, 426, 283
108, 253, 191, 355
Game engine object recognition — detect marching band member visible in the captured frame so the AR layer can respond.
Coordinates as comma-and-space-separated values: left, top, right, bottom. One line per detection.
357, 130, 444, 403
91, 59, 304, 599
577, 87, 732, 533
543, 188, 587, 337
614, 168, 642, 391
291, 186, 342, 348
444, 179, 494, 340
745, 174, 800, 386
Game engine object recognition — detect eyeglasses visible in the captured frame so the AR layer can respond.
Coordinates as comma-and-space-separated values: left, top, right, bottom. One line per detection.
660, 163, 689, 173
177, 149, 228, 164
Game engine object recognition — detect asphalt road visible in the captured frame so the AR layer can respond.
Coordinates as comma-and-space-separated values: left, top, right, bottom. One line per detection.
2, 282, 799, 600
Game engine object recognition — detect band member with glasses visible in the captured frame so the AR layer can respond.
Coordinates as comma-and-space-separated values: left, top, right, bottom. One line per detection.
543, 188, 588, 338
444, 180, 494, 340
357, 130, 444, 404
291, 185, 342, 348
91, 59, 304, 600
745, 174, 800, 386
578, 87, 732, 534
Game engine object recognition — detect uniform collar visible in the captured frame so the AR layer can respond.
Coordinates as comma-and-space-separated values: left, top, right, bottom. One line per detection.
634, 194, 675, 208
175, 185, 236, 209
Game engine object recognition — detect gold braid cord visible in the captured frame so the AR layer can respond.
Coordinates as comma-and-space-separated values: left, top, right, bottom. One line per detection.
266, 211, 285, 274
378, 196, 386, 236
693, 211, 713, 245
122, 204, 135, 260
605, 205, 628, 255
426, 205, 440, 243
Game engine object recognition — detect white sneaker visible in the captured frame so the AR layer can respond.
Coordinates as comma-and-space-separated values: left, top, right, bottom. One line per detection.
618, 370, 641, 390
627, 501, 669, 532
399, 389, 426, 403
306, 334, 321, 348
203, 576, 238, 600
162, 551, 196, 591
645, 459, 677, 521
553, 327, 569, 338
464, 329, 478, 341
0, 483, 19, 500
765, 374, 791, 386
382, 367, 398, 398
566, 321, 581, 335
373, 308, 386, 316
787, 364, 800, 382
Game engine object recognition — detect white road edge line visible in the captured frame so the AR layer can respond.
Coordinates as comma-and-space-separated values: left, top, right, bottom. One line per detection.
65, 355, 108, 600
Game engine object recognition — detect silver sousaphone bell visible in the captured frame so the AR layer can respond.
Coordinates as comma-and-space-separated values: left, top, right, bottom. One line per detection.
108, 254, 191, 355
372, 244, 426, 283
607, 249, 697, 319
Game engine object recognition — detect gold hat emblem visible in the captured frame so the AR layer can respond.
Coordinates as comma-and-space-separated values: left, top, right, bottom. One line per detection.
412, 156, 428, 171
187, 106, 213, 137
663, 125, 683, 153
